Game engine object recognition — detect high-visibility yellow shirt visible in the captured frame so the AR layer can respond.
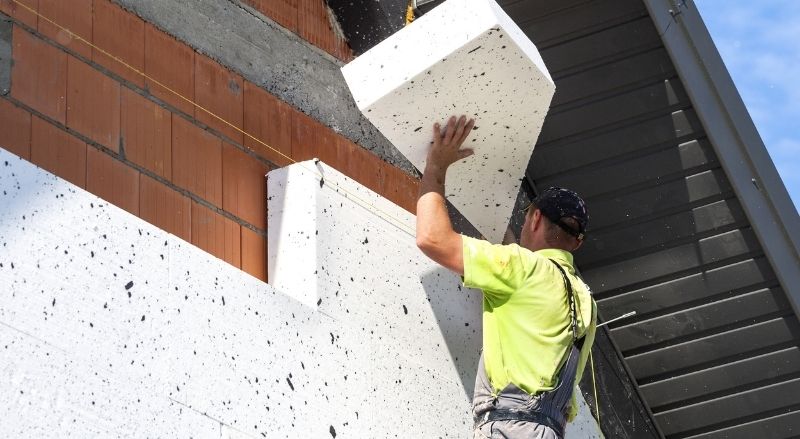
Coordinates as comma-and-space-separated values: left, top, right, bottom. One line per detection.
462, 236, 597, 420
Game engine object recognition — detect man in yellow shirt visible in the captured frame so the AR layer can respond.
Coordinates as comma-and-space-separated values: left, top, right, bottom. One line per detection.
416, 115, 597, 438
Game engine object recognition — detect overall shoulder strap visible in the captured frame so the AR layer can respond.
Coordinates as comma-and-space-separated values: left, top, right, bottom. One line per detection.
548, 258, 579, 344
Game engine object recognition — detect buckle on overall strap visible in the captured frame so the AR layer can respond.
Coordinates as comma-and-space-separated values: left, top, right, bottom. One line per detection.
479, 409, 565, 437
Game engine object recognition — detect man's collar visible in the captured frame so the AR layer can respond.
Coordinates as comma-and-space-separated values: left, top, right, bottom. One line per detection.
534, 248, 574, 266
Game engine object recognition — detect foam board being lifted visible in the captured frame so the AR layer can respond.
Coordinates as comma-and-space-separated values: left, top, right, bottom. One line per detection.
342, 0, 555, 242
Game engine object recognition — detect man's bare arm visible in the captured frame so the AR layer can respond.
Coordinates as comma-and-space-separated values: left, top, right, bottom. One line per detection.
416, 115, 475, 275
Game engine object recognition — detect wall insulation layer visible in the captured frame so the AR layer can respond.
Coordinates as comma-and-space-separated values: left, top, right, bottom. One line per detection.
268, 160, 602, 437
0, 148, 600, 437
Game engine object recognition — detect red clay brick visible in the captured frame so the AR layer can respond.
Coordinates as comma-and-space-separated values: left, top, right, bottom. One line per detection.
121, 88, 171, 180
38, 0, 92, 58
297, 0, 323, 51
191, 201, 241, 268
194, 53, 243, 144
144, 23, 194, 115
222, 142, 269, 229
66, 55, 121, 151
0, 98, 32, 159
325, 134, 352, 173
11, 26, 67, 124
139, 173, 191, 241
241, 226, 267, 282
86, 146, 139, 215
0, 0, 38, 29
338, 41, 354, 62
382, 164, 419, 214
297, 0, 351, 60
92, 0, 145, 87
335, 136, 384, 195
171, 115, 222, 207
243, 82, 292, 166
30, 115, 86, 188
260, 0, 297, 32
291, 110, 335, 163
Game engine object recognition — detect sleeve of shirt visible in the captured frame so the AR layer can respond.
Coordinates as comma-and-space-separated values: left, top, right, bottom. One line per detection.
462, 235, 534, 302
567, 299, 598, 423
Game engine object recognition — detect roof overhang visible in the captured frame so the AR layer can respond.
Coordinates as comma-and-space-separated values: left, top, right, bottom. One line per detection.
642, 0, 800, 319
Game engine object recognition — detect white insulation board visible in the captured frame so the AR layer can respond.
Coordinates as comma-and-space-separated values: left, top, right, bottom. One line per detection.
268, 160, 603, 438
0, 148, 600, 438
342, 0, 555, 243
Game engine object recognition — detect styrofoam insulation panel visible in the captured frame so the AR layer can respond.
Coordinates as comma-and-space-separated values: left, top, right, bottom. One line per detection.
0, 148, 600, 437
268, 160, 484, 399
341, 0, 555, 242
268, 160, 603, 438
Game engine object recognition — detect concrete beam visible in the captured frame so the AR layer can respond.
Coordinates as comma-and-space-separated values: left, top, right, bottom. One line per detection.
111, 0, 413, 173
0, 13, 12, 96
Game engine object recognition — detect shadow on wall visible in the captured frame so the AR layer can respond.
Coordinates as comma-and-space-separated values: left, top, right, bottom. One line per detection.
420, 265, 482, 399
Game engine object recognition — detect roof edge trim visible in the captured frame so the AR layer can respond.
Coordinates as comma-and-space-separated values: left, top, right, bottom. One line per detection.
642, 0, 800, 319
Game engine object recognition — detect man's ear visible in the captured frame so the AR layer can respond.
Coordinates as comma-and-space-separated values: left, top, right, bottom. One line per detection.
573, 238, 584, 252
531, 209, 543, 232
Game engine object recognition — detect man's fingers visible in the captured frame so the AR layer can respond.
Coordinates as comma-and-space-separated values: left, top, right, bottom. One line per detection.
432, 122, 442, 147
457, 148, 474, 160
452, 115, 468, 146
457, 118, 475, 146
443, 116, 457, 144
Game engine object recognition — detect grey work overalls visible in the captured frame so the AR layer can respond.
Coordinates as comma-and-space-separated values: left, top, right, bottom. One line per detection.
472, 260, 584, 439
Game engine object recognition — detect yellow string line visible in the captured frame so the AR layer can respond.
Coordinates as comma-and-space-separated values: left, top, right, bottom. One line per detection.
9, 0, 417, 236
590, 350, 600, 425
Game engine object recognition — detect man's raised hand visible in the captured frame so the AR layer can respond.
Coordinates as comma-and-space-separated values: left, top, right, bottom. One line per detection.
426, 115, 475, 172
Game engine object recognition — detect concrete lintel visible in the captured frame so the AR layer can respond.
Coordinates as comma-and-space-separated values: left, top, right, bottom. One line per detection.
0, 13, 12, 96
111, 0, 413, 173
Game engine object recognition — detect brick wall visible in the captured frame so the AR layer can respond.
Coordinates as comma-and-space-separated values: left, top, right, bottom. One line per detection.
242, 0, 353, 61
0, 0, 418, 283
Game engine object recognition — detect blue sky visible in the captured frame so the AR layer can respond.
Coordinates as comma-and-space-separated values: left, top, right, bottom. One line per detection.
696, 1, 799, 211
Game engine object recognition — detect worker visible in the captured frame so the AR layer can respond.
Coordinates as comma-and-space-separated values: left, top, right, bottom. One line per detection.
416, 115, 597, 438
